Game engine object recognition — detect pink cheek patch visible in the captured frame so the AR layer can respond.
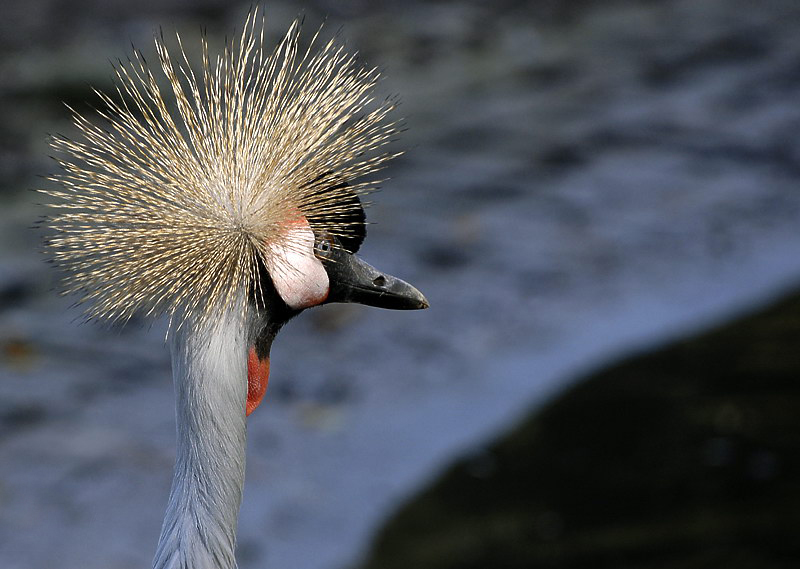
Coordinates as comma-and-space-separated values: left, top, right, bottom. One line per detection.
266, 219, 330, 309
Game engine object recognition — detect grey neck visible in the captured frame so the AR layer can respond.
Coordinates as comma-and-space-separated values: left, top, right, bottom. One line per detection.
153, 308, 250, 569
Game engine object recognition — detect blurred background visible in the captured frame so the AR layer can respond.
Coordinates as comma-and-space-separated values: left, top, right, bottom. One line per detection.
2, 0, 800, 568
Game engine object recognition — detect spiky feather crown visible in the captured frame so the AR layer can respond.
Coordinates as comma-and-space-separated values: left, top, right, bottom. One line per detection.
42, 11, 400, 327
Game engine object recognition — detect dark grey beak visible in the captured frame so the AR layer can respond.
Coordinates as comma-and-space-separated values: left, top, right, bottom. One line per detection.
323, 250, 429, 310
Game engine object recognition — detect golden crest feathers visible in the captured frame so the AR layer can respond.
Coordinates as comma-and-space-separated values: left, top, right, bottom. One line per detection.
41, 10, 401, 326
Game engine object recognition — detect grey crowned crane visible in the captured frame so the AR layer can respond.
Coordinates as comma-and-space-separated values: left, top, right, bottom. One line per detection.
42, 11, 427, 569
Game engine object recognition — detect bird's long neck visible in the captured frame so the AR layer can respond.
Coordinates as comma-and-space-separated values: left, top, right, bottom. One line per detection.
153, 307, 250, 569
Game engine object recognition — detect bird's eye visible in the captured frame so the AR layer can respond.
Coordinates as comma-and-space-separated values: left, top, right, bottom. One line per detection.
315, 238, 332, 256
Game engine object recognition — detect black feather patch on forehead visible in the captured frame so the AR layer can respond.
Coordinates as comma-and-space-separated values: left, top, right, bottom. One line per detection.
304, 173, 366, 254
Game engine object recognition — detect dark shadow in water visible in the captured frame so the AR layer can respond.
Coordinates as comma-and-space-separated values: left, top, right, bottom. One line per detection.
360, 290, 800, 569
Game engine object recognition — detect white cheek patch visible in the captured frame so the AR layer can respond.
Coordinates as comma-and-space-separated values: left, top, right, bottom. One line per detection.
266, 222, 330, 309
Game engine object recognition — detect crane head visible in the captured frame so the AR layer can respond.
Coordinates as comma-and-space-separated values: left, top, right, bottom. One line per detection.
245, 190, 427, 415
40, 11, 427, 417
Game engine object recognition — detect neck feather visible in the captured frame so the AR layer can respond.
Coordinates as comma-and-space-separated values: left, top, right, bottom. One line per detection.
153, 306, 250, 569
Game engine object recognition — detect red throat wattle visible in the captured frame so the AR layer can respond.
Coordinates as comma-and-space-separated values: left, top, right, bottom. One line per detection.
246, 347, 270, 416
